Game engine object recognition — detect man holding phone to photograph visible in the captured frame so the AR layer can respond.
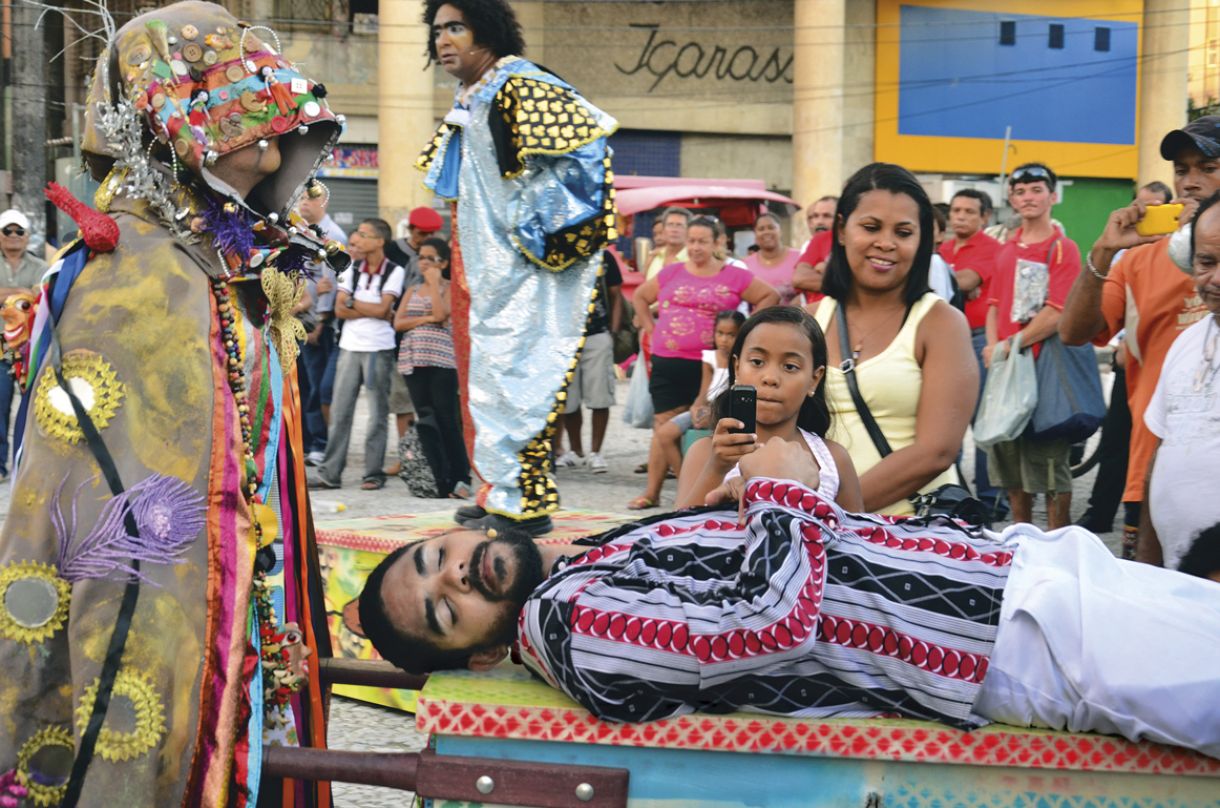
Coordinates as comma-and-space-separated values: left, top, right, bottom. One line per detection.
1059, 118, 1216, 559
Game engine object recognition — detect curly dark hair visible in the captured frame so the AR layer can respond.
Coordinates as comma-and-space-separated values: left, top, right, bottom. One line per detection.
422, 0, 526, 63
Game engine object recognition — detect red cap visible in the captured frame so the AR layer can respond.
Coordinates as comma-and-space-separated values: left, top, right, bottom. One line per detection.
408, 207, 444, 233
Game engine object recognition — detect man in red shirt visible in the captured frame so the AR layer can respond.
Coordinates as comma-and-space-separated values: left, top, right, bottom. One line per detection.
985, 163, 1083, 529
793, 229, 833, 305
1059, 119, 1217, 559
939, 189, 1003, 516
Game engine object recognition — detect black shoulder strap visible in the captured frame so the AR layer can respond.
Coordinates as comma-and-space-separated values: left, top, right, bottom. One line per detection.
55, 361, 143, 808
834, 304, 893, 458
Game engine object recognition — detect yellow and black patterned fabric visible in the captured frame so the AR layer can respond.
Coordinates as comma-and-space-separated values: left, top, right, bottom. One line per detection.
493, 76, 612, 178
415, 122, 455, 174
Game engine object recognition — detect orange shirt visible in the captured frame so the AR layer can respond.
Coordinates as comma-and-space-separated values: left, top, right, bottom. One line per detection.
1093, 238, 1208, 501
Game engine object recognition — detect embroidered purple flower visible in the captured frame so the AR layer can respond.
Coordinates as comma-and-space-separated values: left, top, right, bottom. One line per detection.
128, 474, 207, 550
54, 473, 206, 586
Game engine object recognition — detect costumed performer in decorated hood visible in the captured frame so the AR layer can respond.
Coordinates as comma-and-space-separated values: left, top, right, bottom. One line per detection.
0, 2, 347, 805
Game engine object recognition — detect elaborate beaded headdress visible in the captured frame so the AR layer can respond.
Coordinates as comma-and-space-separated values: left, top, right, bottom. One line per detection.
50, 1, 344, 239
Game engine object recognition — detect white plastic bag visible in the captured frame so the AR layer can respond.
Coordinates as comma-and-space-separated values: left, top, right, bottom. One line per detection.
622, 353, 654, 429
974, 339, 1038, 449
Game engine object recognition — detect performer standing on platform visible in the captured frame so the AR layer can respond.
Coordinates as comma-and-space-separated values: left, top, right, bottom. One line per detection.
417, 0, 619, 536
0, 3, 345, 805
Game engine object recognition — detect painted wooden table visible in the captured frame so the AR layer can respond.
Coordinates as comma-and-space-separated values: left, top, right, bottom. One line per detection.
416, 667, 1220, 808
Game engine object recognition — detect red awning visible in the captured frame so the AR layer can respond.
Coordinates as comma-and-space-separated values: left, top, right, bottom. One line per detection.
615, 184, 800, 217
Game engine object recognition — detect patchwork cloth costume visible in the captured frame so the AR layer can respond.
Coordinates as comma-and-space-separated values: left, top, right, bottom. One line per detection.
417, 55, 617, 521
0, 3, 346, 806
518, 479, 1220, 759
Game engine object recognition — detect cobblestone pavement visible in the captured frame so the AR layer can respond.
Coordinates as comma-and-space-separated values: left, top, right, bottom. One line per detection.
0, 374, 1120, 806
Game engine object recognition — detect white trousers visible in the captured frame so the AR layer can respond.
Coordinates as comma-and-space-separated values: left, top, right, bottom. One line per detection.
974, 525, 1220, 758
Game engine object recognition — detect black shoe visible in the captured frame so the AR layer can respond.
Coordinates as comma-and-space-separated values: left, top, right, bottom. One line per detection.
466, 512, 553, 537
454, 504, 487, 527
1075, 510, 1115, 533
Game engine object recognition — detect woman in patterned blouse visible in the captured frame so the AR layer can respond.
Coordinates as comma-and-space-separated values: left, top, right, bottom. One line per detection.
394, 238, 472, 498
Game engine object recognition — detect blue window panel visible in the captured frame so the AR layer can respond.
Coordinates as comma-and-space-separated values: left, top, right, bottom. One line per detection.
897, 6, 1137, 144
1095, 26, 1111, 52
1049, 24, 1065, 49
607, 129, 681, 178
999, 20, 1016, 46
606, 130, 682, 258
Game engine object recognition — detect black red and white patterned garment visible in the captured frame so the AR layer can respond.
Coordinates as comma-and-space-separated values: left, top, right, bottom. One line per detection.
516, 478, 1019, 727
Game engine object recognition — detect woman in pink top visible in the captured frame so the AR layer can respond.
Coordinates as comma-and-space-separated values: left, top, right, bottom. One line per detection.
633, 216, 779, 428
744, 212, 802, 305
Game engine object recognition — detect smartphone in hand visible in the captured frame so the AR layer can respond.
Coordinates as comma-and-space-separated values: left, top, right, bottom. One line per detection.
1135, 203, 1184, 237
727, 384, 756, 434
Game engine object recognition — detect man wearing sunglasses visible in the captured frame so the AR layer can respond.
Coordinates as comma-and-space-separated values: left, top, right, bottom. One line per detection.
984, 163, 1083, 531
0, 208, 45, 482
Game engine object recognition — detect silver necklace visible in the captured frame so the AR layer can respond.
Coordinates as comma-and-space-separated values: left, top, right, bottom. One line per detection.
1193, 317, 1220, 394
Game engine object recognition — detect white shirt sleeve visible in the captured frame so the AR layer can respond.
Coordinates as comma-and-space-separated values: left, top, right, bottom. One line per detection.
337, 267, 355, 294
1144, 324, 1200, 440
382, 265, 406, 299
929, 255, 954, 301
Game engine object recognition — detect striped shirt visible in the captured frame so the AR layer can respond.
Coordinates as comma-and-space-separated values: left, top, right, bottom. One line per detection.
397, 285, 456, 374
517, 479, 1017, 728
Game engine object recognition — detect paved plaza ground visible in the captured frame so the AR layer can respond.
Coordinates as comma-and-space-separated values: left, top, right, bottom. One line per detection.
0, 375, 1119, 806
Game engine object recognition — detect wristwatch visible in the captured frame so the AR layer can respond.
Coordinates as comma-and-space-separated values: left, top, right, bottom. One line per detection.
344, 296, 355, 310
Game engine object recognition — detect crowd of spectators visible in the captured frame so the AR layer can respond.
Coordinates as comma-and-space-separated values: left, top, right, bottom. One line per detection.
608, 117, 1220, 582
1, 117, 1216, 584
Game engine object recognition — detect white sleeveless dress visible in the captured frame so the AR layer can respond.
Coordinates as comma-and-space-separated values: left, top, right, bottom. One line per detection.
722, 428, 840, 501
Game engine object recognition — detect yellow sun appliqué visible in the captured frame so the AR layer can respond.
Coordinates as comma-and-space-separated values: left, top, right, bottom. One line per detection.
261, 266, 307, 365
16, 725, 75, 807
0, 560, 70, 645
33, 351, 125, 444
74, 670, 166, 762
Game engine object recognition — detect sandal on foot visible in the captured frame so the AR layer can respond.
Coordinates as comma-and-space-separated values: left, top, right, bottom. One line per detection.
626, 495, 659, 511
449, 482, 473, 499
361, 478, 385, 491
634, 462, 648, 474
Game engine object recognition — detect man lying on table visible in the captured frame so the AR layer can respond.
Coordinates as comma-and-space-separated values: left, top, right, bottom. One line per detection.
358, 438, 1220, 758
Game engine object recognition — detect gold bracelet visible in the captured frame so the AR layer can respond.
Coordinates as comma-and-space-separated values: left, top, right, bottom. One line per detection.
1087, 252, 1109, 281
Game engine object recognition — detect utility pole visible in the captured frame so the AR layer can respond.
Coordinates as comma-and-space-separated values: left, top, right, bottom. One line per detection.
11, 0, 47, 251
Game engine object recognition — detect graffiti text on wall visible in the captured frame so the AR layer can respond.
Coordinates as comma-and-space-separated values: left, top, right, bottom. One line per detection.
615, 24, 794, 92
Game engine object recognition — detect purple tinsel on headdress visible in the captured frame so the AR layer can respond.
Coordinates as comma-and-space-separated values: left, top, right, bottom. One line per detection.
54, 473, 207, 586
277, 247, 310, 278
201, 194, 255, 260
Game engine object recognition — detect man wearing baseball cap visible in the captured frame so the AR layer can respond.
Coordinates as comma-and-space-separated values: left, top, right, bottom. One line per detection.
382, 206, 444, 475
0, 208, 45, 481
386, 206, 444, 284
1060, 116, 1218, 559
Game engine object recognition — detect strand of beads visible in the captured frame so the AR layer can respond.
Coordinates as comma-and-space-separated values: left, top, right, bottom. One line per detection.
212, 278, 266, 549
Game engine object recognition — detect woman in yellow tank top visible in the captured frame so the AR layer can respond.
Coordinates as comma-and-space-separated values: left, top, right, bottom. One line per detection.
808, 163, 977, 515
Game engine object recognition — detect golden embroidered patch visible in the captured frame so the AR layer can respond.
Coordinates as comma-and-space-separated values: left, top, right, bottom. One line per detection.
0, 560, 71, 645
75, 670, 167, 762
33, 351, 125, 444
15, 725, 74, 807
